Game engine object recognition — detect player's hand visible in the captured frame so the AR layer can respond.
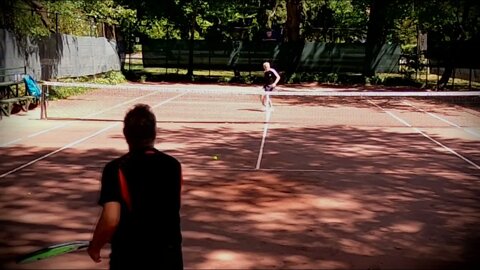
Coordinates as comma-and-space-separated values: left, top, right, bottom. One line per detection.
87, 245, 102, 263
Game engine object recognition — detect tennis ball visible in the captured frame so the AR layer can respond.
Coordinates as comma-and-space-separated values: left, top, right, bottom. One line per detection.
213, 155, 219, 160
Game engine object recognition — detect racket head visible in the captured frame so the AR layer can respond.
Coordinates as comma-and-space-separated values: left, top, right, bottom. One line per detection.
16, 240, 89, 264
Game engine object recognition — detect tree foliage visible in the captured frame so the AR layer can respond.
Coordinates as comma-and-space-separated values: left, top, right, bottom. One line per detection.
416, 0, 480, 87
6, 0, 478, 45
303, 0, 369, 42
4, 0, 479, 82
1, 0, 136, 38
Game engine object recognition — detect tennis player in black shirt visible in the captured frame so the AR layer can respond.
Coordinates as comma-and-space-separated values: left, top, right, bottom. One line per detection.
88, 104, 183, 269
261, 61, 281, 111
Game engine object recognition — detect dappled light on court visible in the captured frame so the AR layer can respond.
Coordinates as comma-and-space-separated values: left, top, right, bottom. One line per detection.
194, 250, 274, 269
389, 221, 424, 233
309, 196, 362, 210
1, 87, 479, 269
337, 238, 383, 256
209, 250, 237, 261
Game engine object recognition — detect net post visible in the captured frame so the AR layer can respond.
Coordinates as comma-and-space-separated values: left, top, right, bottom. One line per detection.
40, 84, 48, 120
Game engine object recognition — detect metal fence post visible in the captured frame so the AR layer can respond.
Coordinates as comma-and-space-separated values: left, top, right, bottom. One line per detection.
469, 68, 472, 90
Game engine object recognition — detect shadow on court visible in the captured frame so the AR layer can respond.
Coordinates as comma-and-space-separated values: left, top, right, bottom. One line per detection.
0, 124, 479, 269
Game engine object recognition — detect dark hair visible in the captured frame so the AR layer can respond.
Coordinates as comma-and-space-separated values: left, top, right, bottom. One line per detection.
123, 104, 156, 147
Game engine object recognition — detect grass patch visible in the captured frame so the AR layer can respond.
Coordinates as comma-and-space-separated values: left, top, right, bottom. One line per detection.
48, 86, 92, 100
49, 71, 127, 100
59, 70, 127, 85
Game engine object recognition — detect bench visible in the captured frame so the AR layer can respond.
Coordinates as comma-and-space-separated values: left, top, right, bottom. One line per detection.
0, 66, 26, 99
0, 79, 23, 99
0, 96, 38, 117
0, 66, 41, 118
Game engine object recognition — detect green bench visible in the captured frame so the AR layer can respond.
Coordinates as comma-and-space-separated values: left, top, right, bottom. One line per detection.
0, 96, 38, 117
0, 66, 41, 118
0, 79, 23, 99
0, 66, 26, 98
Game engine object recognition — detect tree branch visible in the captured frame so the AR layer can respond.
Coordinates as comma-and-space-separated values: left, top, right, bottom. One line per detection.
21, 0, 56, 33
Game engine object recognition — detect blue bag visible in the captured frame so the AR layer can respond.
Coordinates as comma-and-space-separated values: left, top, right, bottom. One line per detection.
23, 75, 42, 98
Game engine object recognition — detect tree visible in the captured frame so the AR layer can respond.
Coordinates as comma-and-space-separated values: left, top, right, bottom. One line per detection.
285, 0, 303, 42
1, 0, 136, 38
361, 0, 413, 77
363, 0, 391, 77
22, 0, 56, 34
417, 0, 480, 89
303, 0, 369, 42
116, 0, 229, 78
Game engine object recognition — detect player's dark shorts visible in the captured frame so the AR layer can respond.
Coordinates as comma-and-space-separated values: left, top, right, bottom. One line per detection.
263, 85, 275, 92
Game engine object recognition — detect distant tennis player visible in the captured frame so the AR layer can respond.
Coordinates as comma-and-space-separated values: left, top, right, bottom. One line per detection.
88, 104, 183, 269
261, 61, 280, 111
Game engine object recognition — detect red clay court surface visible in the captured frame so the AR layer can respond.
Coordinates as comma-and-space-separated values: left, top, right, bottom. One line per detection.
0, 83, 479, 269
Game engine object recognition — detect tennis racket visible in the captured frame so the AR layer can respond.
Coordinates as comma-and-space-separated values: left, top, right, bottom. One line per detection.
16, 240, 89, 264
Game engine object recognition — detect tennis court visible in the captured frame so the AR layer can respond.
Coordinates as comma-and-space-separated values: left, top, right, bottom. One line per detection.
1, 82, 479, 269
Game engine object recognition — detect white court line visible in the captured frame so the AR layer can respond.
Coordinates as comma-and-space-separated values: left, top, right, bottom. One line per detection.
0, 93, 186, 179
367, 99, 480, 170
256, 108, 272, 169
150, 93, 186, 109
184, 166, 480, 175
0, 123, 119, 179
0, 90, 162, 147
402, 100, 480, 138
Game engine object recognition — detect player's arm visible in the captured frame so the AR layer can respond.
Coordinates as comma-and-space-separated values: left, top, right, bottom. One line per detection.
271, 68, 281, 87
87, 202, 121, 262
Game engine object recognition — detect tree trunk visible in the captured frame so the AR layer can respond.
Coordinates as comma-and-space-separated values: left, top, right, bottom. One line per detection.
23, 0, 55, 33
437, 63, 453, 89
437, 1, 470, 90
363, 0, 390, 77
284, 0, 303, 80
187, 13, 195, 79
1, 0, 14, 30
285, 0, 302, 42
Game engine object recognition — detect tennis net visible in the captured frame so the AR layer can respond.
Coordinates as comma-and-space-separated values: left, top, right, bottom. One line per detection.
39, 81, 480, 128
